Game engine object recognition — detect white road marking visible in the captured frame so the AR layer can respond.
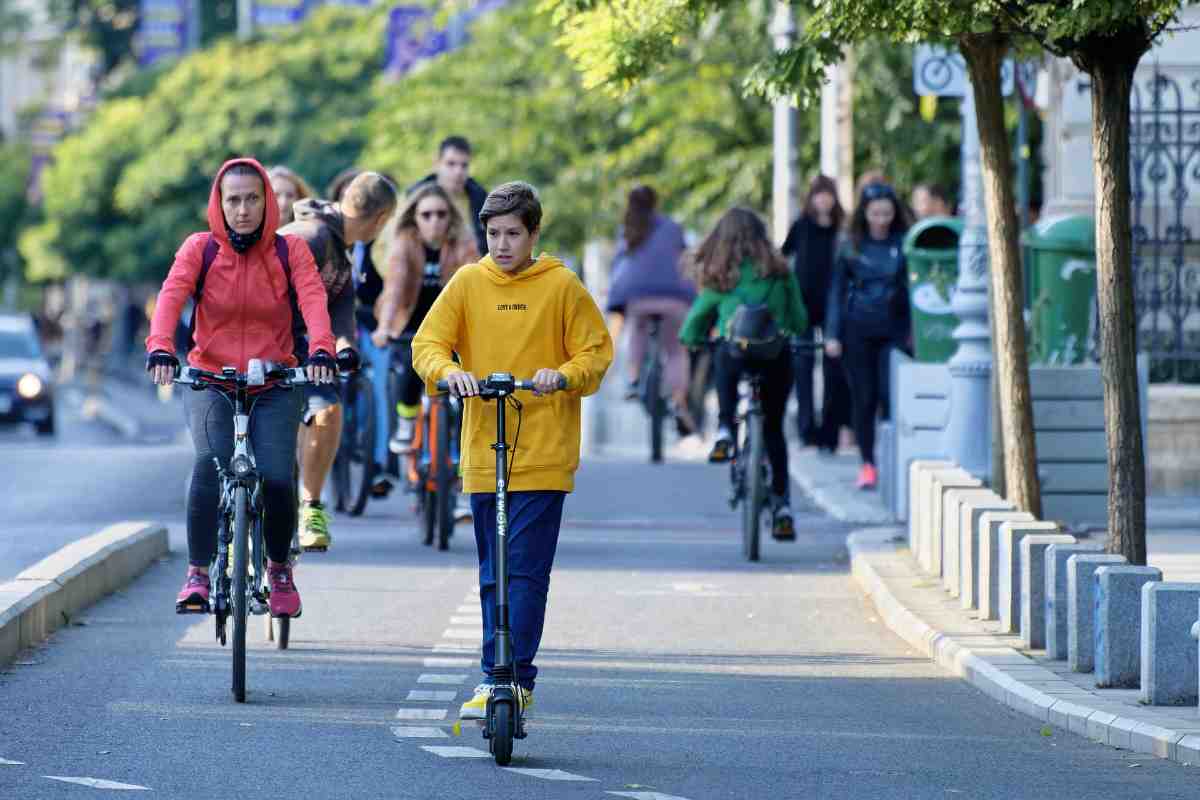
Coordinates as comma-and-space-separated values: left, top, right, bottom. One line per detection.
0, 758, 25, 765
503, 768, 597, 781
418, 674, 469, 685
456, 604, 478, 614
449, 616, 479, 625
442, 628, 480, 640
421, 746, 489, 758
391, 726, 448, 739
433, 643, 475, 652
423, 657, 473, 668
607, 793, 694, 800
407, 690, 457, 702
395, 708, 448, 720
44, 777, 151, 790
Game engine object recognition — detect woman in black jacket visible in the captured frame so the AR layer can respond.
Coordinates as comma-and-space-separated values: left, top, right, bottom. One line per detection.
781, 174, 850, 453
825, 181, 912, 490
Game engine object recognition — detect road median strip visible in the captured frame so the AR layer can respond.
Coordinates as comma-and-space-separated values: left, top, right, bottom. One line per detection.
0, 521, 169, 666
847, 527, 1200, 767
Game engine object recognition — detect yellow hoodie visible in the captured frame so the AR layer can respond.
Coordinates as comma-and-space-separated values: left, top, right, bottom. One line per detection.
411, 254, 614, 493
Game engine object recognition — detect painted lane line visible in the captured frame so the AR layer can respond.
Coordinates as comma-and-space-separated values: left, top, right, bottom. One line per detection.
418, 674, 469, 685
421, 746, 489, 759
396, 708, 448, 720
606, 793, 694, 800
391, 726, 448, 739
44, 777, 151, 791
0, 758, 25, 765
456, 605, 478, 614
503, 768, 597, 782
449, 616, 479, 626
442, 628, 481, 640
407, 690, 458, 702
423, 657, 473, 668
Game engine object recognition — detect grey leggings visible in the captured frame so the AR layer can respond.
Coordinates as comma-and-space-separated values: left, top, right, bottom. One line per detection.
183, 385, 303, 567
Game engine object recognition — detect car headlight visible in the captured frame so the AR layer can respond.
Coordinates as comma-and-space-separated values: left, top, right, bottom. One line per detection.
17, 373, 43, 399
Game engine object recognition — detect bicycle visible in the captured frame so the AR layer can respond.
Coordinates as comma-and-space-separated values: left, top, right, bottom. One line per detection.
635, 314, 668, 463
436, 371, 565, 766
330, 360, 376, 517
729, 370, 771, 563
173, 359, 319, 701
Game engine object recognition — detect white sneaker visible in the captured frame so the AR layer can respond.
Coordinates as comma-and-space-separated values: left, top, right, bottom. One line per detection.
454, 493, 472, 522
388, 416, 416, 454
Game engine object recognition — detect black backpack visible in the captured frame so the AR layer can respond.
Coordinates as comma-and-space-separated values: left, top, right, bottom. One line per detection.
726, 278, 786, 362
187, 234, 303, 358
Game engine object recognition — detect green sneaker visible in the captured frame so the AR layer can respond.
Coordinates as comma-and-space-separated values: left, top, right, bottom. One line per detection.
299, 501, 332, 551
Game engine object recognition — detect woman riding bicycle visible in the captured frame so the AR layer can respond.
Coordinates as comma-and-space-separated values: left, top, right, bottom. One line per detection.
374, 182, 479, 453
146, 157, 337, 619
680, 207, 808, 539
606, 185, 698, 435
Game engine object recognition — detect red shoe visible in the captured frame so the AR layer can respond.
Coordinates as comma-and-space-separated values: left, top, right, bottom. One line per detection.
175, 566, 210, 613
856, 463, 878, 491
267, 562, 302, 618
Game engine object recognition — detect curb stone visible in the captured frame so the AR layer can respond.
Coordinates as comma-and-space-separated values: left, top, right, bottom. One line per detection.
848, 528, 1200, 768
0, 521, 169, 666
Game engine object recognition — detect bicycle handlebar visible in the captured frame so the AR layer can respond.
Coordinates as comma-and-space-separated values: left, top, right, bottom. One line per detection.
173, 361, 320, 389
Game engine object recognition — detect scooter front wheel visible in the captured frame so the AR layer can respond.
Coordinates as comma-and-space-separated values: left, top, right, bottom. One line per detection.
489, 700, 514, 765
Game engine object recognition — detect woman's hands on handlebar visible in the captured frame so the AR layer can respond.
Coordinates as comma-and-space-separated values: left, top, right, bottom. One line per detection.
147, 350, 179, 386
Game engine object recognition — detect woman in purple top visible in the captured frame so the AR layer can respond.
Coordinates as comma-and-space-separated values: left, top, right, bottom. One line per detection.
607, 186, 698, 435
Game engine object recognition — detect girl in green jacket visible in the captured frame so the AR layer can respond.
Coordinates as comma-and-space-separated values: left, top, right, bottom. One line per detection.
680, 207, 808, 540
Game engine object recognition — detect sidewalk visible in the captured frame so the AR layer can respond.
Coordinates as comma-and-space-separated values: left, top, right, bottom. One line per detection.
784, 451, 1200, 766
61, 372, 184, 443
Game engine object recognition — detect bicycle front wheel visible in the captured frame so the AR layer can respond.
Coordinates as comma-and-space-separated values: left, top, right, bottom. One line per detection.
435, 400, 455, 551
742, 413, 764, 562
232, 485, 250, 702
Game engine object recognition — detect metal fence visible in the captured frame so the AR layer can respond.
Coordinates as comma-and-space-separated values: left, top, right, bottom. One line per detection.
1130, 66, 1200, 382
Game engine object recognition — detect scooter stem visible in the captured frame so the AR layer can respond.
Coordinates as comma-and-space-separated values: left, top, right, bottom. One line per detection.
492, 386, 513, 681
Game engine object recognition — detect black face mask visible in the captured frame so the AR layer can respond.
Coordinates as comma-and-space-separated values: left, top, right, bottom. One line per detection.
226, 220, 264, 253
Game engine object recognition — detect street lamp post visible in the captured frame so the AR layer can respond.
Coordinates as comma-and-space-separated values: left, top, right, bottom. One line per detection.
770, 2, 797, 246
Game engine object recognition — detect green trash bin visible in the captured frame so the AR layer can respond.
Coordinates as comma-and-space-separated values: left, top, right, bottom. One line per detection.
903, 217, 963, 363
1022, 215, 1096, 364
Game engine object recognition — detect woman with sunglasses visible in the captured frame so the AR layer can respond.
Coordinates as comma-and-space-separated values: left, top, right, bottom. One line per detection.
375, 182, 479, 453
825, 181, 913, 490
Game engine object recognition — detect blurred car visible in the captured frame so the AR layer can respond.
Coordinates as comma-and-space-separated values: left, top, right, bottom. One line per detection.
0, 313, 55, 436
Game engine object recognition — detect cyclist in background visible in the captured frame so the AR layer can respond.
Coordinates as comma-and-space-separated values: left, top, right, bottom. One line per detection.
375, 183, 478, 455
268, 165, 314, 227
145, 157, 337, 618
278, 172, 398, 549
606, 185, 698, 436
679, 207, 808, 540
409, 136, 489, 255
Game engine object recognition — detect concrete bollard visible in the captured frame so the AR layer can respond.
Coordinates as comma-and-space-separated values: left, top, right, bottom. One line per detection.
926, 470, 982, 577
979, 512, 1037, 622
943, 488, 1001, 598
1066, 554, 1127, 672
958, 497, 1015, 611
1141, 583, 1200, 706
1019, 534, 1077, 648
1045, 543, 1104, 660
1094, 565, 1162, 688
997, 522, 1062, 632
909, 460, 954, 558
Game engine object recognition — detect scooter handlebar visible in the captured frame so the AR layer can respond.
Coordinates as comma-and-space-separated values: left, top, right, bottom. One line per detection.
435, 373, 567, 395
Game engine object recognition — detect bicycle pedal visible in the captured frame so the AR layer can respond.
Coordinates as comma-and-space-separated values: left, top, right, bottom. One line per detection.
175, 599, 210, 614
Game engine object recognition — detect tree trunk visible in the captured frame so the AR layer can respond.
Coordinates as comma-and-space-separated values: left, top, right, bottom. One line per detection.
960, 34, 1042, 518
1082, 43, 1147, 565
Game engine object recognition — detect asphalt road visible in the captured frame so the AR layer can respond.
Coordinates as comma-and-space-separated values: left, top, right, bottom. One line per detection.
1, 456, 1196, 799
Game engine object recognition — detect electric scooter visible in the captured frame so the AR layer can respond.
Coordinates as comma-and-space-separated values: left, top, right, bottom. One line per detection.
437, 371, 565, 766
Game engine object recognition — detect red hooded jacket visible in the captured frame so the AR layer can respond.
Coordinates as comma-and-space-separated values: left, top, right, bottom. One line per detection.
146, 158, 335, 372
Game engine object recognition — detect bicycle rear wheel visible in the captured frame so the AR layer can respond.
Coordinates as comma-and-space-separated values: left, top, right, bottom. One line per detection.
742, 413, 764, 562
644, 360, 664, 464
232, 486, 249, 702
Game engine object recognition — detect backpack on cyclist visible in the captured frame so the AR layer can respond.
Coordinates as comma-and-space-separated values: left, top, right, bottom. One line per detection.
187, 234, 304, 359
725, 277, 786, 362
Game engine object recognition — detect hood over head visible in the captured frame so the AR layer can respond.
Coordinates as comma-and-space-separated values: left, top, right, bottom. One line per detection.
206, 157, 280, 254
480, 253, 565, 285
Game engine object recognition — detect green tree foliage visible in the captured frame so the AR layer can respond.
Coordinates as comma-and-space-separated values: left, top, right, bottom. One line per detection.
49, 1, 140, 77
22, 7, 384, 283
0, 142, 31, 283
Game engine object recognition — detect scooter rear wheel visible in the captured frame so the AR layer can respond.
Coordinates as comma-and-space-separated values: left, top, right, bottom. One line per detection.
490, 701, 514, 765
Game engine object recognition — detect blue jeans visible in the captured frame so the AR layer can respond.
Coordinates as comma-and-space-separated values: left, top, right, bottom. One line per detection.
357, 325, 392, 468
471, 491, 566, 690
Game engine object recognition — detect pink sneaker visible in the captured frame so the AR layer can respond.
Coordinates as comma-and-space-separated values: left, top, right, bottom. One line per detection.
176, 566, 210, 613
856, 463, 878, 491
267, 562, 302, 618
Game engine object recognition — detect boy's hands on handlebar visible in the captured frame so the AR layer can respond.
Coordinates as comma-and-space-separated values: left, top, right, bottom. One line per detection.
443, 369, 480, 398
146, 350, 179, 386
306, 350, 337, 384
532, 368, 567, 396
